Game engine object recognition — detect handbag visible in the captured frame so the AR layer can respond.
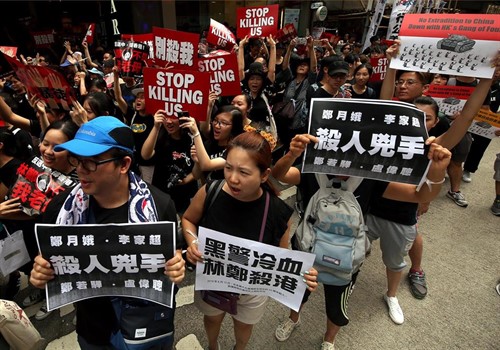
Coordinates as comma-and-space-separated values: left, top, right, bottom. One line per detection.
201, 185, 270, 315
272, 99, 295, 120
0, 299, 43, 350
0, 226, 30, 277
110, 297, 174, 350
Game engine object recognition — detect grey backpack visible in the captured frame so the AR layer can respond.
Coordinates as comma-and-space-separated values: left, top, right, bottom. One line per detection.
294, 174, 368, 285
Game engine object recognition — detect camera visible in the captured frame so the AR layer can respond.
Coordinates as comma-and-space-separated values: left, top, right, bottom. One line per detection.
165, 164, 187, 190
177, 111, 189, 126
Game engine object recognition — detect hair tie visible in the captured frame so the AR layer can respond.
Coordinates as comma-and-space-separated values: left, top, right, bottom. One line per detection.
244, 125, 277, 151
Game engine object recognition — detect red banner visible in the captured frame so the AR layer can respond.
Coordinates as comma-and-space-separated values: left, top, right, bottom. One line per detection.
114, 40, 149, 77
4, 54, 76, 111
0, 47, 17, 58
143, 67, 210, 121
31, 30, 56, 48
400, 14, 500, 41
82, 23, 95, 45
206, 19, 236, 51
275, 24, 297, 44
199, 51, 241, 97
237, 4, 279, 38
369, 56, 389, 82
152, 27, 199, 71
427, 85, 475, 99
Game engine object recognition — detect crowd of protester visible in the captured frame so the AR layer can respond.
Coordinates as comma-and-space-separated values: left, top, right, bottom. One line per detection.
0, 15, 499, 350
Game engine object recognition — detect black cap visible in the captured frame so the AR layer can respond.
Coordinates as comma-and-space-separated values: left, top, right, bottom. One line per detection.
327, 61, 349, 76
246, 62, 266, 78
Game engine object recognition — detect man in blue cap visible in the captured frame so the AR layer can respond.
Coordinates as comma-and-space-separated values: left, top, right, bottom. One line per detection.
29, 116, 185, 349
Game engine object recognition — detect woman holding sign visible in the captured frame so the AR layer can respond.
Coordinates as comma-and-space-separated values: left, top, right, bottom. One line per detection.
182, 131, 317, 350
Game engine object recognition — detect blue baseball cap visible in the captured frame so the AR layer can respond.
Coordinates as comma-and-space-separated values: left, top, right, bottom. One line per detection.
54, 117, 135, 157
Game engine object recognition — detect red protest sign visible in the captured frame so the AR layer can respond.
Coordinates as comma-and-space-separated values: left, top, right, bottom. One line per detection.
0, 47, 17, 58
152, 27, 199, 71
199, 51, 241, 97
4, 54, 76, 111
114, 40, 149, 77
83, 23, 95, 45
122, 33, 154, 58
275, 24, 297, 43
31, 30, 56, 48
9, 156, 77, 216
143, 67, 210, 121
369, 56, 389, 82
237, 4, 279, 38
206, 19, 236, 51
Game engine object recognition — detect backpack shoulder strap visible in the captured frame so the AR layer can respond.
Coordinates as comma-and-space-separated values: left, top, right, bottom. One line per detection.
204, 179, 225, 212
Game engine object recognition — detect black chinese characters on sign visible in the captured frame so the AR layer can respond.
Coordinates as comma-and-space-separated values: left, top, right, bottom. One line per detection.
303, 98, 430, 186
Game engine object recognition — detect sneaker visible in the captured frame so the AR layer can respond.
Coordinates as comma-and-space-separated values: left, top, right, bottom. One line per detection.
275, 316, 300, 341
383, 294, 404, 325
321, 340, 336, 350
408, 270, 428, 299
491, 200, 500, 216
446, 191, 468, 207
22, 289, 44, 307
462, 171, 472, 183
35, 303, 53, 321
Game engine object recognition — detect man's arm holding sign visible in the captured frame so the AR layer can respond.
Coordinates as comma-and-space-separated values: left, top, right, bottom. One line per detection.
436, 50, 500, 150
272, 134, 451, 203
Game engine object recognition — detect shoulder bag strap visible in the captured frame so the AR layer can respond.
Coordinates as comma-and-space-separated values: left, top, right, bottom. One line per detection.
258, 191, 270, 242
204, 179, 225, 212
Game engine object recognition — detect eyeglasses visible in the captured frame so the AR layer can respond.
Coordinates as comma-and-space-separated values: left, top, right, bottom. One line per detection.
68, 156, 122, 172
396, 79, 422, 87
212, 118, 232, 128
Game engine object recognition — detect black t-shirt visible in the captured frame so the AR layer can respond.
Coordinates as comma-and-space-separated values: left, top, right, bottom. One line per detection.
124, 107, 155, 166
0, 158, 22, 188
151, 131, 198, 213
200, 181, 293, 247
41, 183, 177, 346
203, 140, 227, 181
348, 86, 378, 99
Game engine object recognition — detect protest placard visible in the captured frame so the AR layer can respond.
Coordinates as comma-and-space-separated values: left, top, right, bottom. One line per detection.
3, 54, 76, 111
237, 4, 279, 38
31, 30, 56, 49
0, 47, 17, 58
142, 67, 210, 120
121, 33, 154, 58
114, 40, 149, 78
386, 0, 416, 41
8, 156, 77, 216
198, 51, 241, 97
152, 27, 199, 70
390, 14, 500, 79
369, 56, 389, 82
206, 19, 236, 51
82, 23, 95, 46
427, 84, 474, 117
196, 227, 315, 312
467, 107, 500, 139
36, 221, 176, 311
275, 24, 297, 44
303, 98, 430, 186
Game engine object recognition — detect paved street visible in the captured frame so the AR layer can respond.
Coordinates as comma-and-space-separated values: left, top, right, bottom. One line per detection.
16, 138, 500, 350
